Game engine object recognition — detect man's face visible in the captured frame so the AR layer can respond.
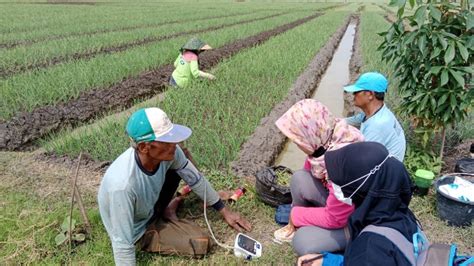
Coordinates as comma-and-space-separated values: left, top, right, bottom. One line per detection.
142, 141, 177, 162
352, 90, 372, 108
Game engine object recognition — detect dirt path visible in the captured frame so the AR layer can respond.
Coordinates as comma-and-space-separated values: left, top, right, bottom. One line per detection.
0, 13, 323, 151
231, 15, 358, 179
0, 12, 290, 79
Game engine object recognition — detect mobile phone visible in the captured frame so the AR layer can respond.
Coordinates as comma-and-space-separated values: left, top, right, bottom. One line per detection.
234, 233, 262, 260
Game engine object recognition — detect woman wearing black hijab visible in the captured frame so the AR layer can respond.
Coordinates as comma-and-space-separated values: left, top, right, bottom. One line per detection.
298, 142, 419, 266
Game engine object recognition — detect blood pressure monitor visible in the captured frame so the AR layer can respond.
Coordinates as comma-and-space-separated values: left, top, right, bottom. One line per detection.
233, 233, 262, 260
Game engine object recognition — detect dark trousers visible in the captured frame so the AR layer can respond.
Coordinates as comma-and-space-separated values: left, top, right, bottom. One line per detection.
151, 170, 181, 221
169, 76, 178, 87
139, 170, 211, 256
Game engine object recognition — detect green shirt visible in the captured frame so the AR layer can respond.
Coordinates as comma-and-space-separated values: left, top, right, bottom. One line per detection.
171, 52, 200, 88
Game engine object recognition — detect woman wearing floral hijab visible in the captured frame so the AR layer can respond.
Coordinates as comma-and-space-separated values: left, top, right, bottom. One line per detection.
273, 99, 364, 255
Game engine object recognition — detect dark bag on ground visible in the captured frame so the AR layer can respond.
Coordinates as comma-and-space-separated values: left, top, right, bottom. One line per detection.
361, 225, 473, 266
138, 219, 212, 257
255, 165, 292, 207
275, 204, 292, 225
454, 158, 474, 174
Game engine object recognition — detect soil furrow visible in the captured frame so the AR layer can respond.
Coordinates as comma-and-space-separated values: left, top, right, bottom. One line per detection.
230, 15, 359, 180
0, 11, 259, 49
0, 12, 286, 79
0, 12, 323, 151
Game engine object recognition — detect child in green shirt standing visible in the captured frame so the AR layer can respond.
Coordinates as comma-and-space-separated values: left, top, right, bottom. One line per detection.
170, 38, 216, 88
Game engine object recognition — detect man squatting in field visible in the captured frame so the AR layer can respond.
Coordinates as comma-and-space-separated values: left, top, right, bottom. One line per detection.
344, 72, 407, 161
98, 107, 251, 265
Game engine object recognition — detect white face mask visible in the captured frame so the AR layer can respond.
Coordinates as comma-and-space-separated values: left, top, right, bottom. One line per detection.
332, 155, 392, 206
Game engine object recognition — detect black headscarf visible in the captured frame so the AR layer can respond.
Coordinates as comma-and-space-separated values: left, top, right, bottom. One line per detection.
324, 142, 418, 241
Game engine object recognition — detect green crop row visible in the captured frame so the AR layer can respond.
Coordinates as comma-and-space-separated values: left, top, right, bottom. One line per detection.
358, 11, 405, 123
0, 3, 201, 35
359, 11, 391, 75
0, 11, 280, 70
0, 3, 334, 38
1, 6, 150, 34
0, 7, 255, 44
43, 11, 352, 169
363, 3, 385, 12
0, 10, 320, 121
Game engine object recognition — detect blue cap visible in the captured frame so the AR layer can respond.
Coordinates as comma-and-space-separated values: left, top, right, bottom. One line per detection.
344, 72, 388, 93
126, 108, 192, 143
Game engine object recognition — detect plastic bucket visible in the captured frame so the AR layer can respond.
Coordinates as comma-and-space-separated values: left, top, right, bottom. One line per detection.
413, 169, 434, 196
435, 175, 474, 227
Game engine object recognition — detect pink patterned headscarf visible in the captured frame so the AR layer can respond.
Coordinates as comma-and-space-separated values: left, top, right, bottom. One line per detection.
275, 99, 364, 180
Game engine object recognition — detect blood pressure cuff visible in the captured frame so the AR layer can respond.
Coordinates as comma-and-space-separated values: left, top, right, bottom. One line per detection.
175, 160, 224, 211
138, 219, 212, 257
176, 161, 201, 187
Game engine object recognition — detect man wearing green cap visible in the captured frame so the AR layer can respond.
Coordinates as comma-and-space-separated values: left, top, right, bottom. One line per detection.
170, 37, 215, 88
98, 107, 251, 265
344, 72, 406, 161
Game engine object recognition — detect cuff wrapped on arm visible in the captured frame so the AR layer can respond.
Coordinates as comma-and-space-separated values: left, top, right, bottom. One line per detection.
176, 161, 221, 209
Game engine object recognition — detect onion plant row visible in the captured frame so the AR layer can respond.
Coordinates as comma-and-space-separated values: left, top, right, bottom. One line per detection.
0, 2, 221, 35
0, 4, 171, 35
0, 10, 280, 71
0, 7, 256, 45
0, 11, 320, 121
0, 2, 335, 42
359, 11, 392, 80
42, 11, 351, 169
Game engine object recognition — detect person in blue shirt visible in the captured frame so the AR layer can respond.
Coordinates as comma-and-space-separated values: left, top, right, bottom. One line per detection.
296, 142, 419, 266
98, 107, 251, 265
344, 72, 406, 161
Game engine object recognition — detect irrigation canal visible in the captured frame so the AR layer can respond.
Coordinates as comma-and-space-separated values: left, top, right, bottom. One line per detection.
274, 22, 357, 170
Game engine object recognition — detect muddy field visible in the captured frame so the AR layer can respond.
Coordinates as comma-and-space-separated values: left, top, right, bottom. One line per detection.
0, 12, 322, 151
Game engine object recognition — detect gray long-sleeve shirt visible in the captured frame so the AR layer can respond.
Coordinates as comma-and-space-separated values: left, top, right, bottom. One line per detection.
98, 146, 220, 265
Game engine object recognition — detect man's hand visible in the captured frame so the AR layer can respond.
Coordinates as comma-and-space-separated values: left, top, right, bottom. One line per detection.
297, 254, 324, 266
219, 207, 252, 232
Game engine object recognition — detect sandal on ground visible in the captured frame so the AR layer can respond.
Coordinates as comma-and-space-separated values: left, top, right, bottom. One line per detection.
274, 224, 295, 242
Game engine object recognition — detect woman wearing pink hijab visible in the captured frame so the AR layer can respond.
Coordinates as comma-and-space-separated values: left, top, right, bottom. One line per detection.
274, 99, 364, 255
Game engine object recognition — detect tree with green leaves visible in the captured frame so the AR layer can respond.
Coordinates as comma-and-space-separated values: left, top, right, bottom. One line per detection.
379, 0, 473, 160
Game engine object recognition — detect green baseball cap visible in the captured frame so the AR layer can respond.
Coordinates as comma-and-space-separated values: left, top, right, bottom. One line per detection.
126, 108, 192, 143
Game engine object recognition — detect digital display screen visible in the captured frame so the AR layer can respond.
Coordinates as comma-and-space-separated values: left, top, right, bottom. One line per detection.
238, 234, 256, 254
